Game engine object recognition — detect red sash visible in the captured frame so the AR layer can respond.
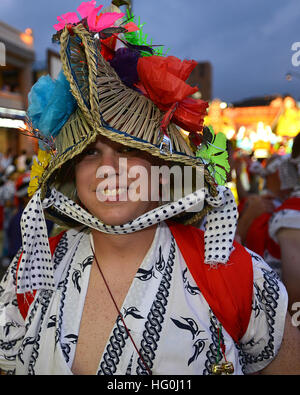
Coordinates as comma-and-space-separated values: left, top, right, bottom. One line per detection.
274, 197, 300, 213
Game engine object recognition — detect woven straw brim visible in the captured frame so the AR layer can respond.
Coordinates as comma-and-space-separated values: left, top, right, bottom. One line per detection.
39, 110, 205, 193
38, 110, 216, 227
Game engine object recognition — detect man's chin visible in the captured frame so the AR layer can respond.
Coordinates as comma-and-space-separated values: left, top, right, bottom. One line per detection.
88, 211, 136, 227
85, 200, 159, 227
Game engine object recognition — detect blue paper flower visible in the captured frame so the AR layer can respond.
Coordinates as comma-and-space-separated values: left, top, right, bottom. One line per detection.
27, 70, 77, 138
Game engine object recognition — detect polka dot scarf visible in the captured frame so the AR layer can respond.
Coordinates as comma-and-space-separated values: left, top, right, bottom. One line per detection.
17, 186, 238, 293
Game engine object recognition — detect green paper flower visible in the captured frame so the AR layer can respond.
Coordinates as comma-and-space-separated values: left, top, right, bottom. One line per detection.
124, 10, 169, 57
196, 126, 230, 185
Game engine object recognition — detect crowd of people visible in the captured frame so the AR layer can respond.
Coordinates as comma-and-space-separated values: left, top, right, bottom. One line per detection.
232, 133, 300, 317
0, 149, 53, 273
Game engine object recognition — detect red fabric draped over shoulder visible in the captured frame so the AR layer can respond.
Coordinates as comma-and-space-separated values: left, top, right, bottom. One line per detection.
167, 221, 253, 343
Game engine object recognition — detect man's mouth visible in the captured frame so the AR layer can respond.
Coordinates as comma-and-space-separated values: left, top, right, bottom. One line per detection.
102, 187, 128, 197
96, 185, 129, 202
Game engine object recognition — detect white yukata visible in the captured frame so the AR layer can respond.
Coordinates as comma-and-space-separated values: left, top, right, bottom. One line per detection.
0, 222, 288, 375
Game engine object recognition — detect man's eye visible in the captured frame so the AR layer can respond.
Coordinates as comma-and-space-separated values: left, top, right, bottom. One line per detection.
118, 146, 137, 154
84, 148, 99, 156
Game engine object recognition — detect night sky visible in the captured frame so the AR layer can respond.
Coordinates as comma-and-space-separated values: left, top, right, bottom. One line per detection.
2, 0, 300, 102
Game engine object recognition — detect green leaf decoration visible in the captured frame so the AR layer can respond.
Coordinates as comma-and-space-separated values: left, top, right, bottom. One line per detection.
124, 10, 169, 57
196, 126, 230, 185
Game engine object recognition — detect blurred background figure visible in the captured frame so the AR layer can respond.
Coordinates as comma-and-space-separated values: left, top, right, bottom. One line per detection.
6, 172, 54, 262
0, 149, 13, 174
16, 150, 28, 172
235, 133, 300, 316
6, 172, 30, 262
235, 153, 293, 250
267, 133, 300, 315
0, 164, 18, 267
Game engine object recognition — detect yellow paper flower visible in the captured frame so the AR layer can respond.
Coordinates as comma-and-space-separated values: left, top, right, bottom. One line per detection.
28, 149, 52, 196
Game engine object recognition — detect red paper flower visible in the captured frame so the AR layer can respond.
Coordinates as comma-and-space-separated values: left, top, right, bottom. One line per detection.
136, 55, 208, 132
189, 130, 203, 150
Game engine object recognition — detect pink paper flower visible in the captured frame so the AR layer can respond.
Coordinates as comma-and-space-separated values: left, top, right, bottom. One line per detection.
89, 11, 125, 32
53, 12, 79, 31
53, 1, 126, 33
77, 1, 99, 19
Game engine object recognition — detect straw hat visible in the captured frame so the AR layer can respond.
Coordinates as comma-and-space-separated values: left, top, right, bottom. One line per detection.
24, 1, 230, 228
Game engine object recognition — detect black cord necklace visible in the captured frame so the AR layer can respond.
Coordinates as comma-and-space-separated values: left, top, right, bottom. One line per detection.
90, 243, 152, 375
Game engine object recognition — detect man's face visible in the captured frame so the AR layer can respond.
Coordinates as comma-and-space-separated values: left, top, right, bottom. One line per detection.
75, 136, 160, 226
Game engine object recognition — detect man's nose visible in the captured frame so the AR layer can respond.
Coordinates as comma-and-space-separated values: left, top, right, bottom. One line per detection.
100, 148, 120, 171
97, 148, 127, 178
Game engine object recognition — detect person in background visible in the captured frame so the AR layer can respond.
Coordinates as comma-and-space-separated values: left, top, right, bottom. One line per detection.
235, 154, 282, 247
0, 165, 18, 267
236, 133, 300, 317
16, 150, 28, 173
0, 148, 13, 174
6, 172, 54, 262
267, 133, 300, 316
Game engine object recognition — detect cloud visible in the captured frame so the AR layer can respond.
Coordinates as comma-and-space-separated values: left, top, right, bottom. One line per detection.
1, 0, 299, 101
260, 0, 300, 38
1, 0, 14, 9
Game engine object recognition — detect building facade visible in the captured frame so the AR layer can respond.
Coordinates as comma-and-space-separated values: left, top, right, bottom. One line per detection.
187, 62, 213, 102
0, 21, 35, 156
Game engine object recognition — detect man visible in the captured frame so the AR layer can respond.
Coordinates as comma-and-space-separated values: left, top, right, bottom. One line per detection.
0, 1, 299, 375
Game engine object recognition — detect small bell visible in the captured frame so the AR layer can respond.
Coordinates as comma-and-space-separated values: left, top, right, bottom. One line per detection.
159, 135, 173, 155
211, 363, 223, 375
222, 362, 234, 375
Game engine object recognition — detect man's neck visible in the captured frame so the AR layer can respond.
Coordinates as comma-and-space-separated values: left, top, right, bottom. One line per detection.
91, 224, 158, 271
